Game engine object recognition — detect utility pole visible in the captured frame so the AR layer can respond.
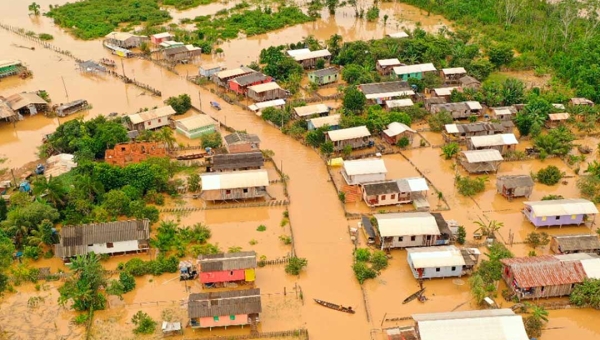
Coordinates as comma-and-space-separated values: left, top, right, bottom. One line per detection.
198, 91, 202, 111
61, 76, 69, 103
120, 58, 126, 78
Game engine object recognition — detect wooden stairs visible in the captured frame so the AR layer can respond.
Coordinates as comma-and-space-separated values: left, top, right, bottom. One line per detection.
342, 185, 362, 203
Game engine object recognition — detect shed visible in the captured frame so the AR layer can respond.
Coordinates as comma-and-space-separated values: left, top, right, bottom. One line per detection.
199, 64, 222, 78
458, 75, 481, 89
342, 158, 387, 185
104, 32, 144, 48
293, 49, 331, 68
496, 175, 534, 200
229, 72, 271, 95
359, 81, 414, 104
188, 289, 261, 329
467, 133, 518, 154
393, 63, 437, 81
459, 149, 503, 173
440, 67, 467, 81
550, 234, 600, 255
570, 98, 594, 106
308, 114, 341, 131
406, 245, 470, 279
293, 104, 330, 119
175, 115, 218, 139
376, 58, 403, 75
432, 87, 459, 98
127, 105, 176, 131
385, 98, 414, 110
546, 113, 570, 128
325, 126, 372, 151
523, 199, 598, 228
5, 92, 48, 115
382, 122, 416, 145
224, 132, 261, 153
376, 212, 449, 250
308, 67, 339, 85
248, 99, 285, 114
247, 82, 287, 102
198, 251, 257, 286
200, 169, 269, 201
210, 152, 264, 172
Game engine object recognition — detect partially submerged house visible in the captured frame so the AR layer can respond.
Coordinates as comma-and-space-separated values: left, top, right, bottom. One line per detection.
212, 67, 255, 87
127, 105, 176, 131
104, 32, 145, 48
385, 98, 414, 110
228, 73, 272, 95
307, 114, 341, 131
359, 81, 415, 105
382, 122, 416, 145
0, 99, 16, 122
570, 97, 594, 106
188, 289, 261, 329
5, 92, 48, 115
459, 149, 503, 174
247, 82, 287, 102
308, 67, 339, 85
175, 114, 218, 139
377, 212, 451, 250
467, 133, 518, 155
54, 99, 89, 117
0, 60, 23, 78
224, 132, 261, 153
546, 113, 570, 128
342, 158, 387, 185
362, 177, 429, 209
200, 169, 269, 201
248, 99, 285, 114
150, 32, 173, 44
199, 64, 222, 78
293, 104, 329, 120
198, 251, 257, 288
393, 63, 437, 81
325, 126, 372, 151
55, 219, 150, 261
411, 309, 529, 340
429, 101, 482, 119
292, 49, 331, 68
376, 58, 403, 76
105, 142, 167, 166
406, 245, 477, 279
551, 234, 600, 255
443, 122, 513, 142
496, 175, 534, 200
163, 45, 201, 63
209, 152, 264, 172
523, 199, 598, 228
440, 67, 467, 82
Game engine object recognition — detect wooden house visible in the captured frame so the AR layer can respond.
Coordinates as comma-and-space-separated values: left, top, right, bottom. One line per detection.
293, 104, 329, 120
209, 152, 264, 172
546, 113, 570, 128
175, 114, 218, 139
459, 149, 503, 174
292, 49, 331, 68
424, 97, 447, 111
523, 199, 598, 228
406, 245, 477, 279
393, 63, 437, 81
569, 97, 594, 106
551, 234, 600, 255
0, 60, 22, 79
325, 126, 372, 151
105, 142, 166, 166
382, 122, 416, 145
0, 99, 16, 122
496, 175, 534, 200
307, 114, 341, 131
458, 75, 481, 89
308, 67, 339, 85
228, 73, 272, 95
286, 48, 310, 57
362, 177, 429, 209
104, 32, 145, 48
377, 212, 452, 250
54, 99, 89, 117
359, 81, 414, 105
224, 132, 261, 153
163, 45, 201, 63
127, 105, 176, 131
440, 67, 467, 82
212, 67, 255, 87
342, 158, 387, 185
430, 101, 483, 119
431, 87, 459, 101
443, 122, 513, 143
491, 106, 517, 121
5, 92, 49, 116
247, 82, 287, 102
150, 32, 173, 44
467, 133, 518, 155
385, 98, 414, 110
248, 99, 286, 114
200, 169, 269, 202
199, 64, 222, 78
188, 289, 261, 329
411, 309, 529, 340
198, 251, 257, 288
54, 219, 150, 261
376, 58, 403, 76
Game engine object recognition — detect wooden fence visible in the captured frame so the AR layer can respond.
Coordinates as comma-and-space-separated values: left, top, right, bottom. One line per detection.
183, 328, 308, 340
160, 200, 289, 213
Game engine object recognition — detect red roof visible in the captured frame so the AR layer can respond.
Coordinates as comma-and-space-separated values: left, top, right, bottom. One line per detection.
501, 256, 586, 288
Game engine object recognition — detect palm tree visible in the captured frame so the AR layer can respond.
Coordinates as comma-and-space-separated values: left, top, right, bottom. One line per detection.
75, 174, 104, 202
473, 218, 504, 239
27, 220, 54, 247
32, 175, 67, 208
154, 127, 177, 149
585, 160, 600, 178
28, 2, 41, 15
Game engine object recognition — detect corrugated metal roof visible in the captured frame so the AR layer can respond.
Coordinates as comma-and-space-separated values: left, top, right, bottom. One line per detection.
360, 81, 413, 98
286, 48, 311, 57
212, 152, 264, 171
405, 177, 429, 192
310, 66, 338, 77
293, 104, 329, 117
407, 245, 465, 268
386, 99, 414, 108
441, 67, 466, 75
327, 126, 371, 141
393, 63, 437, 75
151, 32, 172, 39
128, 105, 176, 124
413, 309, 516, 322
445, 124, 459, 134
555, 253, 599, 261
343, 158, 387, 176
548, 113, 569, 121
0, 60, 21, 68
375, 212, 440, 237
552, 234, 600, 252
201, 169, 269, 190
377, 58, 402, 66
248, 99, 285, 111
465, 101, 483, 110
188, 289, 262, 318
105, 32, 135, 41
363, 180, 400, 196
501, 255, 586, 287
496, 175, 534, 189
580, 258, 600, 279
383, 122, 415, 137
433, 87, 459, 96
175, 114, 216, 132
462, 149, 504, 163
552, 103, 566, 110
387, 32, 409, 38
293, 49, 331, 61
571, 97, 594, 105
231, 72, 269, 86
365, 90, 414, 99
215, 67, 254, 79
524, 199, 598, 217
309, 114, 341, 128
6, 92, 47, 111
224, 132, 260, 145
492, 106, 516, 115
198, 251, 257, 272
469, 133, 518, 147
248, 82, 281, 93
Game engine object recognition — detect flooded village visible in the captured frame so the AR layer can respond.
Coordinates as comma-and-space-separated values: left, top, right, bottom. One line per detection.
1, 0, 600, 340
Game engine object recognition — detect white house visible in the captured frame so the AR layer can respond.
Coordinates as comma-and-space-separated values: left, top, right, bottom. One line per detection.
406, 245, 472, 279
200, 169, 269, 201
342, 158, 387, 185
199, 63, 222, 78
326, 126, 372, 151
248, 99, 286, 114
127, 105, 176, 131
362, 177, 428, 208
54, 220, 150, 261
376, 212, 450, 249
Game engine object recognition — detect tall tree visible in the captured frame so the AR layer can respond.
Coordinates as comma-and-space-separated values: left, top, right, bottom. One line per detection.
28, 2, 40, 15
58, 252, 108, 311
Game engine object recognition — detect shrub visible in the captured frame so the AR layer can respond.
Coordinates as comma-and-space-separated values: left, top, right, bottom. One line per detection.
256, 225, 267, 232
279, 235, 292, 245
396, 137, 410, 148
23, 246, 42, 260
457, 226, 467, 245
132, 311, 156, 334
352, 262, 376, 284
371, 251, 388, 271
441, 142, 460, 159
455, 176, 487, 196
535, 165, 563, 185
570, 279, 600, 309
119, 272, 136, 293
427, 111, 453, 132
73, 313, 89, 325
165, 94, 192, 115
338, 191, 346, 203
228, 246, 242, 253
354, 248, 371, 262
524, 232, 550, 249
285, 256, 308, 275
200, 131, 222, 149
38, 33, 54, 41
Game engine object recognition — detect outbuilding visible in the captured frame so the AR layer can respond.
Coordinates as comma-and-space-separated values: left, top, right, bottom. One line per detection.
342, 158, 387, 185
551, 234, 600, 255
406, 245, 474, 279
198, 251, 257, 288
376, 58, 403, 76
382, 122, 416, 145
523, 199, 598, 228
325, 126, 372, 151
570, 97, 594, 106
458, 75, 481, 89
546, 113, 570, 129
377, 212, 451, 250
200, 169, 269, 201
496, 175, 534, 200
491, 106, 517, 121
385, 98, 414, 110
199, 64, 222, 78
127, 105, 176, 131
188, 289, 261, 329
440, 67, 467, 82
459, 149, 503, 174
150, 32, 173, 44
248, 99, 286, 114
175, 114, 218, 139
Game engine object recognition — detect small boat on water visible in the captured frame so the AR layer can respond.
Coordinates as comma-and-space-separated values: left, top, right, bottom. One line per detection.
100, 58, 116, 67
210, 101, 221, 110
314, 299, 355, 314
402, 288, 426, 304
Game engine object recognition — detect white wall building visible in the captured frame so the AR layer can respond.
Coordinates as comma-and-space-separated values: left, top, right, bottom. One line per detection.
341, 158, 387, 185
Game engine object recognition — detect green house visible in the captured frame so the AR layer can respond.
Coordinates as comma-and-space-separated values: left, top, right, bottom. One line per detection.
309, 67, 339, 85
175, 114, 218, 139
393, 63, 436, 81
0, 60, 21, 78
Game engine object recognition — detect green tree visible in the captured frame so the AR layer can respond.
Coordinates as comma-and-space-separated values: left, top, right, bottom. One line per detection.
473, 218, 503, 239
366, 6, 380, 22
534, 126, 575, 157
441, 142, 460, 159
153, 127, 177, 149
570, 279, 600, 308
488, 44, 514, 68
354, 248, 371, 262
353, 261, 377, 284
457, 226, 467, 245
187, 173, 200, 192
164, 94, 192, 115
455, 175, 487, 197
342, 86, 366, 114
28, 2, 41, 15
200, 131, 222, 149
320, 141, 334, 157
58, 252, 107, 311
371, 250, 388, 271
396, 137, 410, 148
535, 165, 564, 185
342, 145, 353, 158
102, 190, 131, 216
32, 176, 68, 208
326, 0, 339, 14
285, 256, 308, 275
501, 78, 525, 105
119, 272, 136, 293
427, 111, 453, 132
132, 311, 157, 334
524, 231, 550, 249
306, 128, 326, 148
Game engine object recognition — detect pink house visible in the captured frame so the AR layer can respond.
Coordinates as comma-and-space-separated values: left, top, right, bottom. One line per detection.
228, 73, 272, 95
150, 32, 173, 45
188, 289, 262, 329
198, 251, 257, 288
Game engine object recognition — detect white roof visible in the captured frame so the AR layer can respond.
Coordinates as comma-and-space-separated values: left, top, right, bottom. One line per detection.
105, 32, 135, 41
152, 32, 172, 39
386, 99, 414, 108
201, 169, 269, 190
287, 48, 311, 57
0, 60, 21, 68
200, 63, 221, 71
414, 309, 528, 340
492, 107, 514, 116
378, 58, 402, 67
327, 126, 371, 141
309, 114, 341, 129
445, 124, 459, 134
294, 104, 329, 117
393, 63, 437, 75
387, 32, 409, 38
365, 90, 415, 100
128, 106, 176, 124
407, 245, 465, 268
375, 212, 440, 237
548, 113, 569, 121
405, 177, 429, 192
185, 45, 201, 52
434, 87, 459, 96
175, 114, 216, 131
469, 134, 518, 147
465, 101, 483, 110
215, 68, 252, 79
524, 199, 599, 217
462, 149, 504, 163
248, 82, 281, 93
581, 258, 600, 279
383, 122, 415, 137
442, 67, 467, 75
248, 99, 285, 112
553, 103, 566, 110
293, 49, 331, 61
343, 158, 387, 176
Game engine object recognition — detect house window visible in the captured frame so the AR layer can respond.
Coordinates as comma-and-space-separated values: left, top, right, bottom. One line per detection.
398, 237, 403, 242
391, 194, 396, 200
381, 195, 386, 200
451, 266, 456, 271
426, 235, 432, 240
435, 268, 441, 272
107, 243, 114, 248
230, 315, 236, 320
555, 216, 560, 220
225, 190, 231, 194
147, 121, 151, 126
87, 244, 93, 247
213, 316, 219, 322
410, 236, 416, 241
158, 119, 162, 123
230, 271, 234, 275
571, 215, 577, 220
243, 188, 249, 193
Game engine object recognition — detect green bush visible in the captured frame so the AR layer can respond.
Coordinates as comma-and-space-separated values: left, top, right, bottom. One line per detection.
396, 137, 410, 148
441, 142, 460, 159
200, 131, 222, 149
73, 313, 89, 325
456, 176, 487, 197
165, 94, 192, 115
354, 248, 371, 262
38, 33, 54, 41
352, 261, 377, 284
285, 256, 308, 275
256, 225, 267, 232
457, 226, 466, 245
535, 165, 563, 186
23, 246, 42, 260
119, 272, 136, 293
132, 310, 156, 334
428, 111, 453, 132
371, 251, 388, 271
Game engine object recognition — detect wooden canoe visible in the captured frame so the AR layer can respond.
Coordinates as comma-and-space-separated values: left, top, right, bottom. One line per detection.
402, 288, 426, 304
314, 299, 355, 314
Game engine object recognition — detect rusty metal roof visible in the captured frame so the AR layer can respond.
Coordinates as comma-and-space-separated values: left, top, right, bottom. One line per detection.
188, 288, 262, 318
501, 256, 587, 288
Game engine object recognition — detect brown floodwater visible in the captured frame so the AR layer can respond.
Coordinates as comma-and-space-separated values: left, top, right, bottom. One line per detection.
0, 1, 599, 339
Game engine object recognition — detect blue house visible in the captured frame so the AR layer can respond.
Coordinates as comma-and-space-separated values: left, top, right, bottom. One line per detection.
393, 63, 437, 81
307, 114, 341, 131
